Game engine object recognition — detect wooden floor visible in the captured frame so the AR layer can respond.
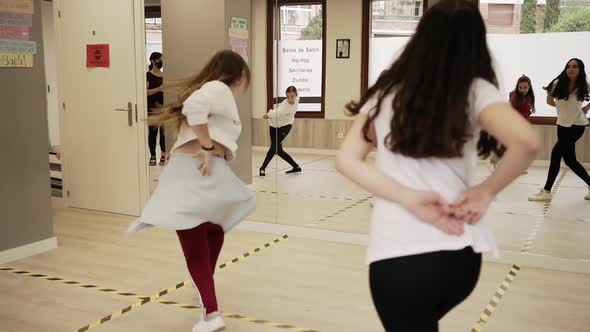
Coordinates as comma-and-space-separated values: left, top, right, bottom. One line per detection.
2, 151, 590, 332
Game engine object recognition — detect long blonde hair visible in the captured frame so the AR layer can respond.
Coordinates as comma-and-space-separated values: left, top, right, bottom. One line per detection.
149, 50, 250, 129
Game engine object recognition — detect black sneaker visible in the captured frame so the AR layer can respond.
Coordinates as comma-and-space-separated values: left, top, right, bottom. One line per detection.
159, 156, 166, 166
285, 167, 302, 175
149, 156, 157, 166
259, 168, 266, 177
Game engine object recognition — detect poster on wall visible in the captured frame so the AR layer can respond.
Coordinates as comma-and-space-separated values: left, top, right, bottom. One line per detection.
0, 52, 32, 67
277, 40, 323, 112
86, 44, 110, 68
0, 12, 32, 26
229, 16, 248, 63
0, 24, 29, 40
0, 39, 35, 53
0, 0, 34, 14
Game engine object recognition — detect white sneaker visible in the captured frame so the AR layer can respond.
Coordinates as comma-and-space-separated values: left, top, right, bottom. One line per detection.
127, 220, 154, 233
528, 189, 552, 202
192, 315, 226, 332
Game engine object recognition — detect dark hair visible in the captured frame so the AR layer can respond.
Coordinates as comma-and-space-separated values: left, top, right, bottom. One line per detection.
286, 86, 298, 95
511, 75, 536, 112
149, 50, 250, 129
544, 58, 590, 101
345, 0, 499, 159
149, 52, 163, 70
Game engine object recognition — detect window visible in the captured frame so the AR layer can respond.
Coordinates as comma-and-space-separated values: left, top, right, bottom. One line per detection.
267, 0, 326, 118
487, 4, 515, 26
371, 0, 424, 37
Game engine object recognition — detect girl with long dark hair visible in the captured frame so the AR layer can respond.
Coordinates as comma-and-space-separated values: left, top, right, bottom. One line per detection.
529, 58, 590, 202
147, 51, 168, 166
336, 1, 540, 330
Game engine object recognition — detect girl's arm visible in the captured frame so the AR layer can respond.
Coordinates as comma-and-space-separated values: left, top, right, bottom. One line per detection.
147, 80, 164, 96
336, 114, 464, 235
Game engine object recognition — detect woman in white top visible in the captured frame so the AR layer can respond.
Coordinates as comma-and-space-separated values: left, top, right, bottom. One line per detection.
259, 86, 301, 176
529, 58, 590, 202
336, 1, 540, 331
128, 50, 255, 332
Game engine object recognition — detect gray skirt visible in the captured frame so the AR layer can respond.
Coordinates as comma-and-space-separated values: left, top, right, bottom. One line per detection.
135, 154, 256, 233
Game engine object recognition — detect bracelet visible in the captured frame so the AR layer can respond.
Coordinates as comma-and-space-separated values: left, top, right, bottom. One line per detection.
201, 144, 215, 151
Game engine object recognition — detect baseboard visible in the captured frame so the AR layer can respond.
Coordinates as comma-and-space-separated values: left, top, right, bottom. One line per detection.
0, 237, 58, 264
253, 146, 339, 156
252, 146, 590, 168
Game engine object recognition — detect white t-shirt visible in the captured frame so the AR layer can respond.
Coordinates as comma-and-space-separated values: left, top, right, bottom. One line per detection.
172, 81, 242, 161
550, 80, 589, 127
268, 97, 299, 128
362, 78, 501, 265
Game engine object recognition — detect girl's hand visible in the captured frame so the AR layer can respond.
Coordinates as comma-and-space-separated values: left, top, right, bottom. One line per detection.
583, 104, 589, 114
401, 190, 465, 236
263, 114, 269, 119
449, 185, 494, 224
193, 148, 213, 176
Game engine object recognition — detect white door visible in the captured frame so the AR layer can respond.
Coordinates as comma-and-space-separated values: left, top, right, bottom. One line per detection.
56, 0, 148, 216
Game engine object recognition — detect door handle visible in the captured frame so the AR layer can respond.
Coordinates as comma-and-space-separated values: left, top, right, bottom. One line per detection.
114, 102, 133, 127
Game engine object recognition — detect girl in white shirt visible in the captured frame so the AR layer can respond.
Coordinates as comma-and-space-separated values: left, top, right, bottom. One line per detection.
529, 58, 590, 202
336, 1, 540, 331
259, 86, 301, 176
128, 50, 255, 332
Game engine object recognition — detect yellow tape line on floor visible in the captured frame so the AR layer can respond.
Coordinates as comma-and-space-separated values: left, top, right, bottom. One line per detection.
521, 169, 568, 253
471, 264, 521, 332
73, 235, 289, 332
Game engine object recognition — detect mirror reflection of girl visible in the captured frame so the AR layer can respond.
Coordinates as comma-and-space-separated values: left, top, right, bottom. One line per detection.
129, 50, 255, 332
336, 1, 540, 330
529, 58, 590, 202
147, 52, 168, 166
259, 86, 301, 176
490, 75, 536, 172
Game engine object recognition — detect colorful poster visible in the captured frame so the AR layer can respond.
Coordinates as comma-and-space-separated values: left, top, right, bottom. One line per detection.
0, 39, 35, 53
86, 44, 110, 68
230, 17, 247, 30
0, 12, 32, 26
0, 0, 34, 14
0, 52, 32, 67
0, 24, 29, 40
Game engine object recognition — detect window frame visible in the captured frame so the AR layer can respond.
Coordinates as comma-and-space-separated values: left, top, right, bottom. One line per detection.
360, 0, 558, 125
266, 0, 327, 119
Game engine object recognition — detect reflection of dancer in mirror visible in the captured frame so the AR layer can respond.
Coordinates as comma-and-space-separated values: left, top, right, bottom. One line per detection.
336, 1, 540, 331
259, 86, 301, 176
147, 52, 168, 166
490, 75, 536, 172
529, 58, 590, 202
129, 50, 256, 332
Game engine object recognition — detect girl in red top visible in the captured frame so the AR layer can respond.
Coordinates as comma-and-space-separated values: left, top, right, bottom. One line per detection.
491, 75, 536, 171
509, 75, 536, 119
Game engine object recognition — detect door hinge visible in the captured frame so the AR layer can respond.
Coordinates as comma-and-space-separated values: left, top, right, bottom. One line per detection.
47, 85, 51, 93
58, 10, 61, 18
66, 190, 70, 198
135, 104, 138, 123
62, 101, 66, 111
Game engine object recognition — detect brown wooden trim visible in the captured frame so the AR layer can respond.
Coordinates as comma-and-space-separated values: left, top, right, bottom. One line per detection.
530, 116, 557, 126
361, 0, 370, 96
360, 0, 429, 96
266, 0, 274, 115
266, 0, 326, 119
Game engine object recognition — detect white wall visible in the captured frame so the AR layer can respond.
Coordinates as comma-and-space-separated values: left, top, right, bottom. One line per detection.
42, 1, 60, 149
369, 32, 590, 117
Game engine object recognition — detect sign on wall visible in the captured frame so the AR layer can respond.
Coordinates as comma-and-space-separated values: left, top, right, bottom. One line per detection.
0, 52, 32, 67
277, 40, 323, 112
0, 0, 34, 15
229, 16, 248, 63
86, 44, 110, 68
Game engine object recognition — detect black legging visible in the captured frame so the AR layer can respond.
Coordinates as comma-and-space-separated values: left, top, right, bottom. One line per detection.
260, 125, 299, 170
369, 247, 481, 332
148, 125, 166, 158
544, 125, 590, 191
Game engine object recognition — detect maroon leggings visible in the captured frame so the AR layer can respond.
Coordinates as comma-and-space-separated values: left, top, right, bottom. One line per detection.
176, 222, 224, 314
